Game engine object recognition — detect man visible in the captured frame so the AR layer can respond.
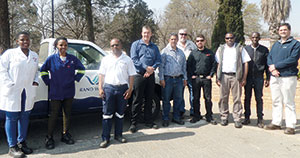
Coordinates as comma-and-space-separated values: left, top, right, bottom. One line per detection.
129, 26, 161, 133
215, 32, 251, 128
159, 33, 187, 127
187, 34, 217, 125
177, 28, 197, 117
98, 38, 136, 148
242, 32, 270, 128
266, 23, 300, 135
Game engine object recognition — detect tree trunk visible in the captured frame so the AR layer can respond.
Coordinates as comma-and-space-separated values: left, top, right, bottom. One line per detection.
84, 0, 95, 43
0, 0, 10, 50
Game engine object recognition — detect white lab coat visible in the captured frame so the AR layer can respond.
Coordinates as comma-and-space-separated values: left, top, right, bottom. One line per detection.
0, 47, 39, 112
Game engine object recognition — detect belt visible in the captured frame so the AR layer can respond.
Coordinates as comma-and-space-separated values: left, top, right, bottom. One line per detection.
164, 75, 183, 79
195, 75, 207, 78
105, 83, 127, 88
223, 72, 236, 75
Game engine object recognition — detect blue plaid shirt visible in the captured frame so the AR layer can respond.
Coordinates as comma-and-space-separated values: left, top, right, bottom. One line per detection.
159, 44, 187, 81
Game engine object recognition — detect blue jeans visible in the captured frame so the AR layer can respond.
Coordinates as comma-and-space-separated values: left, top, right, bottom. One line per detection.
162, 77, 184, 121
5, 89, 31, 147
180, 79, 193, 114
244, 77, 264, 119
102, 84, 128, 141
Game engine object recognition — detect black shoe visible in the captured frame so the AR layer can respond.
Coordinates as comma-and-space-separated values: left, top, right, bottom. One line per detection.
190, 117, 200, 123
162, 120, 169, 127
8, 145, 25, 158
172, 119, 185, 125
220, 119, 228, 126
45, 135, 55, 150
206, 118, 217, 125
242, 118, 250, 125
234, 121, 243, 128
257, 119, 264, 128
145, 123, 159, 129
17, 141, 33, 154
99, 140, 110, 148
61, 132, 75, 144
129, 124, 137, 133
114, 136, 127, 143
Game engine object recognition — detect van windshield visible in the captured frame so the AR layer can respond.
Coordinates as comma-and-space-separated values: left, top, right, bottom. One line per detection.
67, 43, 104, 70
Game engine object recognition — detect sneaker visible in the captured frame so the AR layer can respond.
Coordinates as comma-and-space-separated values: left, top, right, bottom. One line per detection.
45, 135, 55, 150
129, 124, 137, 133
206, 118, 217, 125
284, 128, 295, 135
61, 132, 75, 144
145, 123, 158, 129
162, 120, 169, 127
265, 124, 281, 130
114, 136, 127, 143
242, 118, 250, 125
17, 141, 33, 154
8, 145, 25, 158
99, 140, 109, 148
220, 119, 228, 126
234, 121, 243, 128
257, 119, 264, 128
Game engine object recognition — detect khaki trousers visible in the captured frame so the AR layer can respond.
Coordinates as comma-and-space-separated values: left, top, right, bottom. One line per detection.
218, 74, 243, 122
270, 76, 297, 128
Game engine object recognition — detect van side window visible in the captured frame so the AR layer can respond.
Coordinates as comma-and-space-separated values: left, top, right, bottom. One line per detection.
67, 44, 104, 70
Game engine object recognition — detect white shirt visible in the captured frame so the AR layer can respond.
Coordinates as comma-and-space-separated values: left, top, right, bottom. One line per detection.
98, 53, 136, 85
177, 40, 197, 59
215, 44, 251, 73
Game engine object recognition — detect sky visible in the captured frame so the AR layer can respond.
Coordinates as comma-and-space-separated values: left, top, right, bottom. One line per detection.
143, 0, 300, 36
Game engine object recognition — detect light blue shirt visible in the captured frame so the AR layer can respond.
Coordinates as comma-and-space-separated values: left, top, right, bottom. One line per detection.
159, 44, 187, 81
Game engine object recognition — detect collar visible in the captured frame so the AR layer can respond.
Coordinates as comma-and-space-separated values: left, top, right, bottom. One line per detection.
167, 43, 178, 51
225, 43, 236, 48
139, 39, 153, 46
251, 44, 260, 49
279, 36, 294, 44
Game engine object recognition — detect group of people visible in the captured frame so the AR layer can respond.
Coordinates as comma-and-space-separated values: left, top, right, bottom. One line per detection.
0, 34, 85, 158
0, 22, 299, 157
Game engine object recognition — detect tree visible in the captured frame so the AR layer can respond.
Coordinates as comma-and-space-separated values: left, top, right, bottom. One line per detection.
242, 0, 263, 37
102, 0, 158, 54
261, 0, 291, 40
158, 0, 218, 48
8, 0, 39, 49
211, 0, 244, 52
66, 0, 122, 43
0, 0, 10, 50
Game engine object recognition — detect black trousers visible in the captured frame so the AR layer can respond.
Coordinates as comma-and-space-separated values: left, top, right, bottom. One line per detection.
244, 77, 264, 119
131, 73, 155, 125
48, 98, 73, 136
192, 77, 213, 119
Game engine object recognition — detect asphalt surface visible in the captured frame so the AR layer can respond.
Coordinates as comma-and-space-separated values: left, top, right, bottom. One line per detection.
0, 100, 300, 158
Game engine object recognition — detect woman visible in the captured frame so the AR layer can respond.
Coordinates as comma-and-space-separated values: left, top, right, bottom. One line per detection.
0, 32, 39, 158
40, 37, 85, 149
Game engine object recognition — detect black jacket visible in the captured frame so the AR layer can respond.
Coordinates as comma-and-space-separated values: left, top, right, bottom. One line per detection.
244, 44, 270, 80
187, 47, 216, 79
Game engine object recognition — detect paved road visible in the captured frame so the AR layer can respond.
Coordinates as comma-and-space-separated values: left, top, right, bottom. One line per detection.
0, 102, 300, 158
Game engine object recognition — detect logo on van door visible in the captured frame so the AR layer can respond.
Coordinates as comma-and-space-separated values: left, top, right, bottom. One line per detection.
85, 75, 99, 85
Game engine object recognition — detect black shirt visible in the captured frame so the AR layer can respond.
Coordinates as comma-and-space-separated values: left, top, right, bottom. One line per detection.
187, 47, 216, 79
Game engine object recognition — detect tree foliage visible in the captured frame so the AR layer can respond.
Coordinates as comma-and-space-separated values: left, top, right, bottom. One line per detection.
158, 0, 218, 48
0, 0, 10, 50
261, 0, 291, 40
242, 0, 263, 37
211, 0, 244, 52
103, 0, 158, 54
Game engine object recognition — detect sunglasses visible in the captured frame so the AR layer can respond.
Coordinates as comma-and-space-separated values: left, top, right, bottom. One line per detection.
111, 44, 119, 47
179, 33, 188, 36
196, 39, 205, 42
225, 37, 234, 40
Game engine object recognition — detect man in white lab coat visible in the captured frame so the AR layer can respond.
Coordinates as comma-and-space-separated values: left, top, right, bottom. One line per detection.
0, 32, 39, 158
